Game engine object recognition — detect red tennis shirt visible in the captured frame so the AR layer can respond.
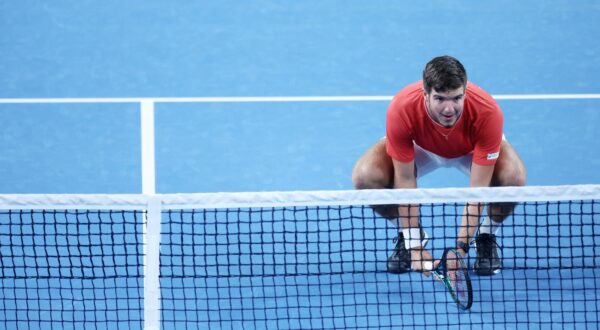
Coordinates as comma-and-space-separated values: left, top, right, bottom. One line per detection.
386, 81, 503, 166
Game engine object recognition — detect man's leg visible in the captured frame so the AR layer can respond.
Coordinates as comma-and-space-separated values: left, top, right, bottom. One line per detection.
475, 141, 527, 275
488, 141, 527, 219
352, 139, 398, 218
352, 139, 411, 273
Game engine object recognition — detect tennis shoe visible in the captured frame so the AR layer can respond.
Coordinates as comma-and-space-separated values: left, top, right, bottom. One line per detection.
387, 234, 411, 274
474, 233, 501, 275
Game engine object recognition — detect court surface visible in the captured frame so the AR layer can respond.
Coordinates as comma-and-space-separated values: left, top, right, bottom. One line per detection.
1, 1, 599, 329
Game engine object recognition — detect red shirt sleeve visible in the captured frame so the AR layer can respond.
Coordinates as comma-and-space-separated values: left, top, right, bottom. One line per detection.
385, 93, 415, 163
470, 92, 503, 166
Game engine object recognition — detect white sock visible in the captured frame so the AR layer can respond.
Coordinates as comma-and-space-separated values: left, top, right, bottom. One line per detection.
479, 216, 502, 236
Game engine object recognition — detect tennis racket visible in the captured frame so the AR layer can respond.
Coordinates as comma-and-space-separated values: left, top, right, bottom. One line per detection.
423, 248, 473, 310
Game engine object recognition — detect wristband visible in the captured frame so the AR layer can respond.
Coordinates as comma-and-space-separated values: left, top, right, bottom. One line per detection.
402, 228, 429, 250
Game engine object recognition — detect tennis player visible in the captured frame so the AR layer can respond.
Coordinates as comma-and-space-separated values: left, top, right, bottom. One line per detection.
352, 55, 526, 276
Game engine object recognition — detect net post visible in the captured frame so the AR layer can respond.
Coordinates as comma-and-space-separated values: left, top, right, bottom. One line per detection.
144, 196, 162, 330
141, 100, 156, 195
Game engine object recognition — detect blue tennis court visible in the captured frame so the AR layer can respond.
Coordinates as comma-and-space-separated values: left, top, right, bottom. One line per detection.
1, 1, 600, 329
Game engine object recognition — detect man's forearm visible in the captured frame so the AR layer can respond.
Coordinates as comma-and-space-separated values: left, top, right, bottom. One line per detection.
457, 202, 484, 247
398, 204, 427, 249
460, 162, 494, 252
391, 159, 424, 248
399, 204, 420, 229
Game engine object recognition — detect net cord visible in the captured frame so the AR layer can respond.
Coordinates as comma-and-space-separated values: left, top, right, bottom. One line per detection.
1, 184, 599, 328
0, 185, 599, 210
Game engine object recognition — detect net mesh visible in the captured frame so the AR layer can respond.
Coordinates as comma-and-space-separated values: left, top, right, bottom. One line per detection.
1, 186, 599, 329
0, 210, 145, 329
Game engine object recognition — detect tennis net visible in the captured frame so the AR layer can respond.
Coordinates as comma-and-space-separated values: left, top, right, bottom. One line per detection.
1, 185, 599, 329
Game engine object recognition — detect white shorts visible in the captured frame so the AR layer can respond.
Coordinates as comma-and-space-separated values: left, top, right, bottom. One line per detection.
412, 134, 506, 178
413, 143, 472, 178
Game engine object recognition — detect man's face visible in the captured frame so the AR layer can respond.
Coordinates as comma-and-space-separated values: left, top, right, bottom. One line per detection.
424, 87, 466, 128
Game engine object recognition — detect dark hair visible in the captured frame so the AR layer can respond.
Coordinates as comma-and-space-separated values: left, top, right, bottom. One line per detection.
422, 55, 467, 94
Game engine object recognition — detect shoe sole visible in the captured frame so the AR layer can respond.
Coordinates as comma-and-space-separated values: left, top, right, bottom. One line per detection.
387, 265, 411, 274
474, 268, 501, 276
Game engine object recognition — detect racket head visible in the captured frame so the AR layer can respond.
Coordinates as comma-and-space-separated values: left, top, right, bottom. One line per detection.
440, 248, 473, 310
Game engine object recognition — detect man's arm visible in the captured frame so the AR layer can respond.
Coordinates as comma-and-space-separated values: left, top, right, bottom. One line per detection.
392, 158, 433, 273
456, 163, 495, 254
392, 158, 418, 228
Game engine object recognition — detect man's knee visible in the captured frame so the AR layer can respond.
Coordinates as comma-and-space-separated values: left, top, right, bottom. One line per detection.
493, 166, 527, 187
353, 140, 393, 190
493, 142, 527, 187
488, 162, 526, 222
352, 161, 391, 190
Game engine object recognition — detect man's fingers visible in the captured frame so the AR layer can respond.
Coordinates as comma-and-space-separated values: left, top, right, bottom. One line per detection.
410, 260, 428, 276
410, 249, 434, 277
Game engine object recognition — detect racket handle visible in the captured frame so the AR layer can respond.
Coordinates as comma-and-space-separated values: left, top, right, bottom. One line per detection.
423, 261, 433, 271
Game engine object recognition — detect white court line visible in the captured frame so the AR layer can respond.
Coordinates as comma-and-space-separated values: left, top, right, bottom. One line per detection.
492, 94, 600, 100
0, 93, 600, 103
140, 101, 156, 195
2, 92, 598, 202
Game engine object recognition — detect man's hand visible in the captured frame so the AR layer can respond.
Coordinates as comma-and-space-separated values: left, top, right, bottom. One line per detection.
410, 248, 434, 276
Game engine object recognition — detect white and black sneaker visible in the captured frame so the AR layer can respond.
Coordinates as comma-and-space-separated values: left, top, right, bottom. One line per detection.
387, 234, 411, 274
474, 233, 502, 275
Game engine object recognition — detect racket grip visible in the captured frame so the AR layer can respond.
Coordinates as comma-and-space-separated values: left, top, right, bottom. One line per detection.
423, 261, 433, 271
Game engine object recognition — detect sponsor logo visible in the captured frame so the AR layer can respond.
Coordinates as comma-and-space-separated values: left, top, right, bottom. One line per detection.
487, 151, 500, 160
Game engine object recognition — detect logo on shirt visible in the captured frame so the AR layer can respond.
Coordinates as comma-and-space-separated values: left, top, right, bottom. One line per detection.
487, 152, 500, 160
